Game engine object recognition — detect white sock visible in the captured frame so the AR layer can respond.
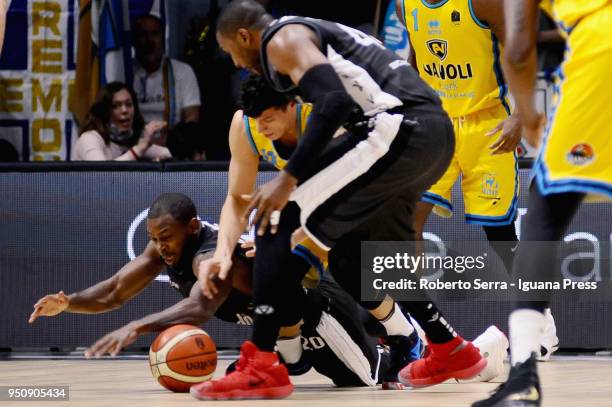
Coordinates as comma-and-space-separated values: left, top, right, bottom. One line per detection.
509, 309, 546, 366
276, 335, 302, 364
380, 304, 415, 337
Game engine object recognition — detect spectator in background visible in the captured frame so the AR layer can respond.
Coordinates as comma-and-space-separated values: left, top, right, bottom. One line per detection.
167, 122, 207, 160
72, 82, 171, 161
132, 14, 201, 145
183, 1, 239, 160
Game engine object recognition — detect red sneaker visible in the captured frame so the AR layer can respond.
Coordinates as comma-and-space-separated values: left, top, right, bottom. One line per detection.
190, 341, 294, 400
398, 336, 486, 388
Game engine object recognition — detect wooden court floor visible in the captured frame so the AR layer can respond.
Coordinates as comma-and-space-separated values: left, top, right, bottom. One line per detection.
1, 356, 610, 406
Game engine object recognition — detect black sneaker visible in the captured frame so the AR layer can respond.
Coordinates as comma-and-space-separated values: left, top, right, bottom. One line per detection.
471, 353, 541, 407
381, 331, 422, 390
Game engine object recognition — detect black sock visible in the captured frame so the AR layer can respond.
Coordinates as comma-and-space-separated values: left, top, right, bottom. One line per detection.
398, 300, 455, 344
252, 307, 281, 352
483, 223, 518, 276
251, 202, 310, 352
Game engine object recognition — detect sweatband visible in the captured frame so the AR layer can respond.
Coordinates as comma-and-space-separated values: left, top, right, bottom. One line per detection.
284, 64, 355, 180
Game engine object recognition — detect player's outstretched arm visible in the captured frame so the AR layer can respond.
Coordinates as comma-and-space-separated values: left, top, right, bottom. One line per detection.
199, 111, 258, 298
28, 242, 163, 323
85, 277, 232, 358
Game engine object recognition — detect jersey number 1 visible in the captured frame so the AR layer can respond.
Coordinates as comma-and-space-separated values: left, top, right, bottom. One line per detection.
411, 8, 419, 32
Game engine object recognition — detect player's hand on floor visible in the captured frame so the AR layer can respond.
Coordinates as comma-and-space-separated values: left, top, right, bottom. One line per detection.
487, 113, 523, 154
28, 291, 70, 323
242, 170, 297, 236
240, 240, 256, 258
197, 255, 232, 299
85, 324, 139, 358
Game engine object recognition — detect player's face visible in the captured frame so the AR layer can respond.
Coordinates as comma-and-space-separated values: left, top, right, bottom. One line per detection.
255, 105, 295, 141
110, 89, 134, 132
146, 214, 196, 267
216, 31, 261, 73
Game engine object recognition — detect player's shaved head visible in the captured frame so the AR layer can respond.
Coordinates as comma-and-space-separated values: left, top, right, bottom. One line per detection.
148, 193, 197, 224
216, 0, 272, 36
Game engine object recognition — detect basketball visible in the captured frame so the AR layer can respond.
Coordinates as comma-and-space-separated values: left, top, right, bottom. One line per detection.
149, 324, 217, 392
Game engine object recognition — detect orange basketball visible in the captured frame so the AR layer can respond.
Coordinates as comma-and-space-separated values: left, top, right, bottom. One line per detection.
149, 324, 217, 392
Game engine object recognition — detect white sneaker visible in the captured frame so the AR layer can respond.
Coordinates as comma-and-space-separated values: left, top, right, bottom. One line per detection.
463, 325, 509, 382
538, 308, 559, 361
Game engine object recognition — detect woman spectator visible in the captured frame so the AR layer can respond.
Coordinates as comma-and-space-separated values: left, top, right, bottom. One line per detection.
72, 82, 171, 161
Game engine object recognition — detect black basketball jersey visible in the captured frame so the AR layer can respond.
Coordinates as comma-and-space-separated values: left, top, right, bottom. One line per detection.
164, 222, 256, 324
260, 16, 441, 118
164, 224, 218, 298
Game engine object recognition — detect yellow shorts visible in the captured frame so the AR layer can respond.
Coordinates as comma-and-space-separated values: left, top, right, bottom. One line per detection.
422, 104, 519, 226
534, 4, 612, 201
292, 237, 328, 288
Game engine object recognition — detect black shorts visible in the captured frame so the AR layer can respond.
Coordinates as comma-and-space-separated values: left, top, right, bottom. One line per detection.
292, 109, 454, 248
301, 276, 384, 387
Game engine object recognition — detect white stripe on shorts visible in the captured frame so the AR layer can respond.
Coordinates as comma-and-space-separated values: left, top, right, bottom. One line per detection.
290, 112, 404, 250
316, 311, 377, 386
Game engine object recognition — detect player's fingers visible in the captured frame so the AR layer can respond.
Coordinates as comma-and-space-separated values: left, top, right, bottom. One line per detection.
491, 139, 509, 154
210, 278, 219, 295
218, 261, 232, 280
485, 122, 504, 136
243, 195, 259, 224
85, 337, 110, 358
241, 240, 254, 248
204, 278, 218, 299
245, 248, 256, 257
95, 337, 118, 358
489, 134, 506, 150
33, 296, 50, 308
270, 210, 280, 235
110, 347, 122, 357
85, 337, 107, 358
111, 339, 128, 357
247, 194, 263, 225
494, 139, 514, 154
28, 308, 41, 323
257, 208, 272, 236
201, 274, 213, 298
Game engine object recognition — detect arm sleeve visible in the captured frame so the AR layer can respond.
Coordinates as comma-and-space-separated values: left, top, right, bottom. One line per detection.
284, 64, 355, 181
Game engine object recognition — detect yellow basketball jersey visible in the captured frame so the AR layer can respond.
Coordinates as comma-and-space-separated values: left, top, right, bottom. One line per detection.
402, 0, 510, 117
243, 103, 312, 170
547, 0, 612, 31
243, 102, 326, 286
